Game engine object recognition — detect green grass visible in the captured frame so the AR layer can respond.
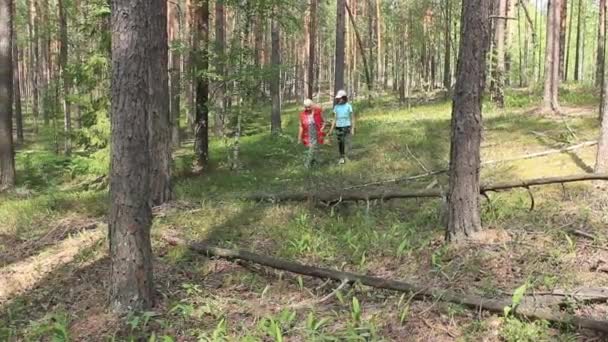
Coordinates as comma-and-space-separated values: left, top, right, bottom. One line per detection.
1, 87, 607, 340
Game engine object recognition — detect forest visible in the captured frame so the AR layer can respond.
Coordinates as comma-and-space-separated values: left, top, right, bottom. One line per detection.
3, 0, 608, 340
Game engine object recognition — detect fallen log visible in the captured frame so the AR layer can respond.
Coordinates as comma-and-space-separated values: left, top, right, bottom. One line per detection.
163, 235, 608, 333
345, 141, 597, 190
247, 173, 608, 203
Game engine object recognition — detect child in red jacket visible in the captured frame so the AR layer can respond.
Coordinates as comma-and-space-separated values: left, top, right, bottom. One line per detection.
298, 99, 325, 168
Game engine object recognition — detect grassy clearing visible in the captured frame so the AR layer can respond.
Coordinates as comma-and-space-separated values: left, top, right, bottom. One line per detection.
1, 88, 608, 341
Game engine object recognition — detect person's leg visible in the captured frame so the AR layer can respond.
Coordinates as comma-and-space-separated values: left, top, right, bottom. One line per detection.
337, 128, 345, 158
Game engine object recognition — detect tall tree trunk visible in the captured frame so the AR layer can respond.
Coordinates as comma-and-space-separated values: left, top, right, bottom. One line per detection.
109, 0, 154, 312
308, 0, 317, 99
335, 0, 346, 98
58, 0, 71, 155
214, 0, 225, 136
559, 0, 568, 80
40, 0, 50, 126
0, 0, 15, 190
168, 1, 181, 147
194, 0, 210, 170
345, 1, 372, 96
270, 18, 281, 135
12, 3, 22, 145
375, 0, 382, 88
446, 0, 490, 242
491, 0, 506, 107
149, 0, 171, 205
598, 0, 606, 86
185, 0, 195, 132
597, 46, 608, 173
542, 0, 561, 113
443, 0, 452, 91
27, 0, 39, 131
565, 0, 574, 81
574, 0, 582, 81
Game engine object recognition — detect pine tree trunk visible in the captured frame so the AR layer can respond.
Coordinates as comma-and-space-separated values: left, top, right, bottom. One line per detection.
149, 0, 171, 205
558, 0, 568, 80
443, 0, 451, 91
574, 0, 582, 81
168, 1, 181, 147
109, 0, 154, 312
491, 0, 506, 107
597, 6, 608, 173
375, 0, 382, 88
542, 0, 561, 113
214, 0, 225, 136
335, 0, 346, 97
27, 0, 39, 131
598, 0, 606, 86
194, 0, 210, 169
58, 0, 71, 155
307, 0, 317, 99
564, 0, 573, 81
11, 3, 23, 145
270, 18, 282, 135
0, 0, 15, 190
446, 0, 490, 242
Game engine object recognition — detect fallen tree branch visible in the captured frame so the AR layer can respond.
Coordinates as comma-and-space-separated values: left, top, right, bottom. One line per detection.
248, 174, 608, 203
163, 235, 608, 333
344, 141, 597, 190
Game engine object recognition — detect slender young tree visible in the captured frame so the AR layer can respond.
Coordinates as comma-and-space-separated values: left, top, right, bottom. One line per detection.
270, 17, 281, 134
446, 0, 490, 242
109, 0, 155, 312
0, 0, 14, 191
27, 0, 38, 131
194, 0, 210, 169
335, 0, 346, 97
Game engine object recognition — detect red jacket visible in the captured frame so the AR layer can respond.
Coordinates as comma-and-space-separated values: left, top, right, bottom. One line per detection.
300, 107, 325, 147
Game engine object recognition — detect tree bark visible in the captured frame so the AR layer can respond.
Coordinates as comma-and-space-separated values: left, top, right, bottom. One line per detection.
345, 1, 372, 96
0, 0, 14, 190
559, 0, 568, 80
27, 0, 38, 131
565, 0, 573, 81
58, 0, 71, 155
109, 0, 154, 312
168, 1, 181, 148
307, 0, 317, 99
375, 0, 383, 87
11, 2, 22, 145
214, 0, 225, 136
149, 0, 171, 205
270, 18, 282, 135
492, 0, 507, 107
194, 0, 210, 170
574, 0, 582, 81
542, 0, 561, 113
334, 0, 346, 97
443, 1, 451, 91
446, 0, 490, 242
598, 0, 607, 87
598, 4, 608, 174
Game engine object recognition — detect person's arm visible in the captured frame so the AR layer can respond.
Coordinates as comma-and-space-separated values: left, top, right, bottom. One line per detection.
328, 111, 337, 136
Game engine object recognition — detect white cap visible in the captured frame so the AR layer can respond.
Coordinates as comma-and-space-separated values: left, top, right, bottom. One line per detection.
303, 99, 313, 107
335, 90, 347, 99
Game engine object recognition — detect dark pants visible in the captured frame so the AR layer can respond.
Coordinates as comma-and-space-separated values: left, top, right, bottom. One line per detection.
335, 126, 351, 158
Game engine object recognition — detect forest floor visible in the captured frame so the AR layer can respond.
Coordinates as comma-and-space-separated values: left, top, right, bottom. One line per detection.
2, 85, 608, 341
